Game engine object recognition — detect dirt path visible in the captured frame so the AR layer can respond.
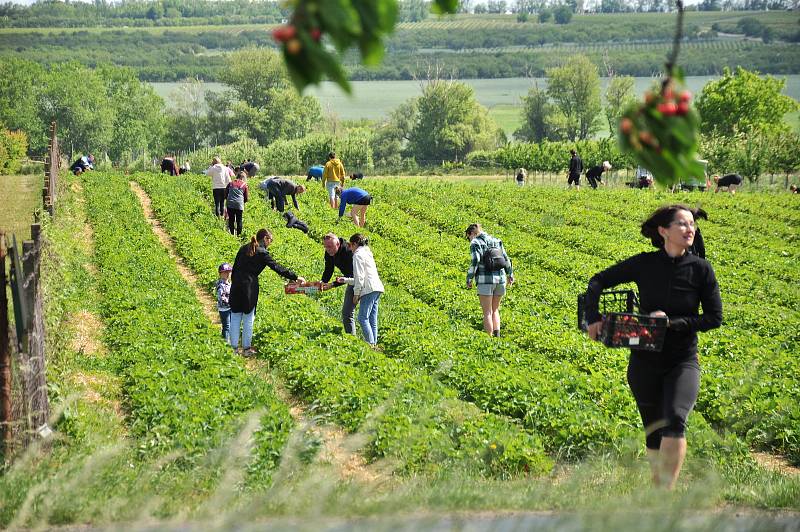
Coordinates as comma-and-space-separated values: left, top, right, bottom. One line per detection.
752, 452, 800, 477
129, 180, 380, 484
63, 179, 124, 420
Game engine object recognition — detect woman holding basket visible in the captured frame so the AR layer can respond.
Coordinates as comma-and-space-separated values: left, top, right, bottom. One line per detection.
584, 204, 722, 490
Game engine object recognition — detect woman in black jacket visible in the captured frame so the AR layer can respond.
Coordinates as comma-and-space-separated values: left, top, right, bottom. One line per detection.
229, 228, 304, 356
584, 204, 722, 489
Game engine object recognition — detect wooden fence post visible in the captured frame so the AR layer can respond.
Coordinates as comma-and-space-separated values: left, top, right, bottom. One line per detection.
0, 232, 11, 460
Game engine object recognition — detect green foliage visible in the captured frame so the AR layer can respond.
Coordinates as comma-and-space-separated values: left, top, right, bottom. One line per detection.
545, 55, 603, 141
604, 75, 636, 135
0, 128, 27, 174
0, 58, 168, 157
409, 79, 502, 162
702, 127, 800, 182
219, 48, 322, 146
468, 137, 633, 171
553, 5, 573, 24
695, 66, 799, 137
98, 65, 167, 162
0, 58, 46, 151
514, 84, 559, 142
278, 0, 402, 93
84, 172, 292, 466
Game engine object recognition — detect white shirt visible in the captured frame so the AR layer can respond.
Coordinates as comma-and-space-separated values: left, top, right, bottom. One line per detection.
205, 163, 232, 189
343, 246, 384, 297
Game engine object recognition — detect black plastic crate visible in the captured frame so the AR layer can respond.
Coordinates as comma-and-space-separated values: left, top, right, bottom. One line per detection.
578, 289, 667, 352
577, 289, 638, 331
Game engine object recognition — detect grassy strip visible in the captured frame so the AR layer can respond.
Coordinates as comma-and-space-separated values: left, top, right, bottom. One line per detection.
135, 171, 552, 477
82, 172, 292, 479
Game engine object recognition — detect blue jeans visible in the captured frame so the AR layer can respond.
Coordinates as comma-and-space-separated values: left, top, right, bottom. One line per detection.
229, 309, 255, 349
357, 291, 381, 345
219, 309, 231, 342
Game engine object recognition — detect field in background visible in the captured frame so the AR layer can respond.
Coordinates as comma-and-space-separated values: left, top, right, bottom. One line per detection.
0, 174, 41, 242
151, 75, 800, 137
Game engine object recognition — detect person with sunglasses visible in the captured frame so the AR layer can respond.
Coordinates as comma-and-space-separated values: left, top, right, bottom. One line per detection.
583, 204, 722, 490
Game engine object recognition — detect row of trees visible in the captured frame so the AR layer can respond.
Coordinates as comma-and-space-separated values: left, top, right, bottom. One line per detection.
1, 53, 797, 182
0, 59, 164, 159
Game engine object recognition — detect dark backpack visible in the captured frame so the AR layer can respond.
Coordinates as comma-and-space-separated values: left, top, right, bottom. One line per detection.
482, 241, 508, 272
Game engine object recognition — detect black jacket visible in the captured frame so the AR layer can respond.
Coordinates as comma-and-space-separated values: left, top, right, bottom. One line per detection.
229, 244, 297, 313
586, 165, 605, 180
586, 250, 722, 358
322, 237, 354, 286
283, 211, 309, 233
569, 154, 583, 177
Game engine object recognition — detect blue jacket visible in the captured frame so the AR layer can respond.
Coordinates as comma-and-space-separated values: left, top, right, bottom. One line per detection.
339, 188, 369, 217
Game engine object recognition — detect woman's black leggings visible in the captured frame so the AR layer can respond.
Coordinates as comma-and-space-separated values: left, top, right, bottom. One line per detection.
227, 208, 243, 236
627, 355, 700, 450
213, 188, 226, 217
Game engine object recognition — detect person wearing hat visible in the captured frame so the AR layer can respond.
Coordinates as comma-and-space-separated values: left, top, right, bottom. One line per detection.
215, 262, 233, 342
586, 161, 612, 189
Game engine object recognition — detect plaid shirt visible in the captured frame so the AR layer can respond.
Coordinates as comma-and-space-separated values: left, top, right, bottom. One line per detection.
466, 233, 513, 285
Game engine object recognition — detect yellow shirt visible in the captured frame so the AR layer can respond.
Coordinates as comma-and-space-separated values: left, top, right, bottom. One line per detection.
322, 158, 346, 187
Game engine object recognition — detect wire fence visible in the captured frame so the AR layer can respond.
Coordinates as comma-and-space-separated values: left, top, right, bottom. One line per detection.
1, 123, 57, 463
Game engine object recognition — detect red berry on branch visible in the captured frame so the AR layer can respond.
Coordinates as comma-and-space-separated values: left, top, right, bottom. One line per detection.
658, 102, 678, 116
284, 25, 297, 40
620, 118, 634, 135
272, 27, 287, 42
676, 102, 690, 116
286, 38, 302, 55
310, 27, 322, 41
679, 90, 692, 103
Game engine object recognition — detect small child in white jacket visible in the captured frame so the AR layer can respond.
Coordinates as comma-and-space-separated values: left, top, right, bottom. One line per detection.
336, 234, 384, 345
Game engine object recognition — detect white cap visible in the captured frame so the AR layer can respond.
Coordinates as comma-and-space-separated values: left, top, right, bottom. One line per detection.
602, 161, 612, 170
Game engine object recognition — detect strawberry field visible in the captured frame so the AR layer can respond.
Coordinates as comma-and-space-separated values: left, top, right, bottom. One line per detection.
6, 170, 798, 526
126, 171, 799, 470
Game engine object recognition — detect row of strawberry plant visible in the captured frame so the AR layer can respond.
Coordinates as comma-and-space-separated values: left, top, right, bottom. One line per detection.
136, 171, 553, 477
83, 172, 293, 483
367, 180, 800, 462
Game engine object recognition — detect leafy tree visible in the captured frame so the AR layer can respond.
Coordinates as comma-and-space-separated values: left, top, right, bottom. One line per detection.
546, 55, 602, 140
372, 99, 419, 166
409, 80, 502, 162
488, 0, 508, 12
0, 58, 47, 153
164, 78, 207, 152
218, 48, 321, 146
399, 0, 429, 22
604, 75, 635, 135
98, 65, 166, 162
538, 9, 552, 22
38, 62, 114, 157
695, 67, 798, 136
204, 90, 238, 147
515, 84, 559, 142
553, 5, 573, 24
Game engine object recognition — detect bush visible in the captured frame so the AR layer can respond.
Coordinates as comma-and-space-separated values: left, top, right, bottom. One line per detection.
0, 129, 28, 175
